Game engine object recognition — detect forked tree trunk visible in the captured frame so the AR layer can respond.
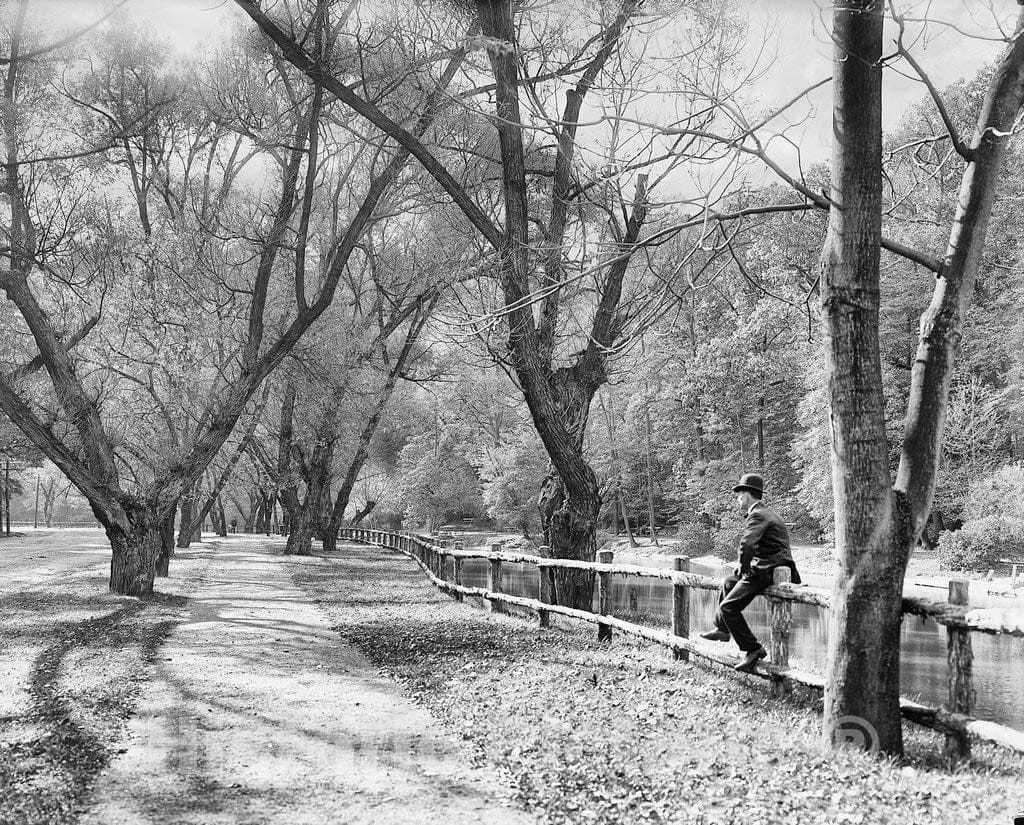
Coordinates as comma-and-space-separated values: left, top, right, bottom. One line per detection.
349, 500, 376, 526
822, 0, 1024, 758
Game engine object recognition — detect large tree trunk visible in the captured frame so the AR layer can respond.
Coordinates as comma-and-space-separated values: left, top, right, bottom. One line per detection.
284, 510, 316, 555
154, 504, 177, 578
103, 501, 159, 596
214, 493, 228, 537
821, 0, 905, 756
176, 489, 201, 548
538, 470, 599, 609
285, 436, 334, 556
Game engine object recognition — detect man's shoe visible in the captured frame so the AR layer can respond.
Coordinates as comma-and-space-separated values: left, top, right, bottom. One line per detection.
734, 646, 767, 673
699, 629, 730, 642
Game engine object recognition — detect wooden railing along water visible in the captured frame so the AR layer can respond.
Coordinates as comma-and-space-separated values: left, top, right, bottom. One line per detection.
339, 527, 1024, 759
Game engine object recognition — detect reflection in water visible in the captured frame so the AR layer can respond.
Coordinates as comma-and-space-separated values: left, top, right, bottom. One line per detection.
458, 558, 1024, 732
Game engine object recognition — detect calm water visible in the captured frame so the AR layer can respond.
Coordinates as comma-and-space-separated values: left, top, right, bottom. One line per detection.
453, 557, 1024, 732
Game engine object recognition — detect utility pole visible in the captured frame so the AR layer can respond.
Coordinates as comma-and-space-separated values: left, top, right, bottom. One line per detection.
757, 396, 766, 470
645, 404, 659, 546
33, 473, 39, 529
4, 459, 10, 536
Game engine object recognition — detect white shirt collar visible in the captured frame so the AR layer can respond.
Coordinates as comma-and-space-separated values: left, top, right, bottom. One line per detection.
747, 501, 761, 516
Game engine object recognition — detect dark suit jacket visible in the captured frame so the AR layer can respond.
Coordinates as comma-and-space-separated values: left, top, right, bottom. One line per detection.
738, 503, 801, 584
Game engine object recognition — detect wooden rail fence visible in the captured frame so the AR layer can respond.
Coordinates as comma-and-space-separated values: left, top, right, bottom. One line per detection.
339, 527, 1024, 757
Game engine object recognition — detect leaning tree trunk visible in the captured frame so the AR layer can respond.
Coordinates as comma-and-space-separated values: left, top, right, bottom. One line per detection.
821, 0, 905, 756
349, 500, 376, 526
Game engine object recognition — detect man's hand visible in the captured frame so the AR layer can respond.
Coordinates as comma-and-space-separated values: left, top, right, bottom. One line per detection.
733, 564, 742, 577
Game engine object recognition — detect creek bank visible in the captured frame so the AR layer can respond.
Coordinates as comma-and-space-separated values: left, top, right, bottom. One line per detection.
290, 539, 1024, 825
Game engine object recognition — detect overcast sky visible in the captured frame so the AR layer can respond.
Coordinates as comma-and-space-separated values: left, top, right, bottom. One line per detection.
746, 0, 1014, 166
22, 1, 1019, 173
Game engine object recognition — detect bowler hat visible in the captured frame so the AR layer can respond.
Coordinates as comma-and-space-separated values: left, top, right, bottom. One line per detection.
732, 473, 764, 495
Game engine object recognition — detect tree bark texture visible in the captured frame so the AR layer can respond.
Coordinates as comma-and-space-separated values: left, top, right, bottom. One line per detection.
285, 433, 335, 556
821, 0, 906, 756
154, 505, 177, 578
104, 500, 158, 596
176, 489, 202, 548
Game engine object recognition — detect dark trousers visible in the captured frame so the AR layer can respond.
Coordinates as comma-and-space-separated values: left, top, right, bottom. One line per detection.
713, 568, 773, 652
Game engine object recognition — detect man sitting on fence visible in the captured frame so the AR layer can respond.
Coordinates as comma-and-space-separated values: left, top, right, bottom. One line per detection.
699, 473, 801, 673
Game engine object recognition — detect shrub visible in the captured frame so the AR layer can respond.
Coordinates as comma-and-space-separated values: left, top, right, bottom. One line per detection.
673, 522, 714, 558
937, 516, 1024, 572
712, 509, 745, 561
964, 464, 1024, 521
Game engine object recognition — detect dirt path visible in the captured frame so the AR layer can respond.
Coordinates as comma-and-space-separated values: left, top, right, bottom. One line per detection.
81, 537, 532, 825
0, 528, 112, 589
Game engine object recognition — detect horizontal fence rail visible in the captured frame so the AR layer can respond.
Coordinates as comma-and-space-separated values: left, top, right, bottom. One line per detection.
339, 527, 1024, 757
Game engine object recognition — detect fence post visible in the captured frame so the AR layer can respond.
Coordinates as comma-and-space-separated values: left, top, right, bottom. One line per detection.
597, 550, 614, 642
537, 546, 551, 628
672, 556, 690, 661
437, 538, 451, 579
945, 578, 972, 763
488, 541, 503, 614
769, 567, 792, 697
452, 541, 464, 601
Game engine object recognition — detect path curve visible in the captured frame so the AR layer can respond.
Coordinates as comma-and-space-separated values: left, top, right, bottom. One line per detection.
83, 537, 532, 825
